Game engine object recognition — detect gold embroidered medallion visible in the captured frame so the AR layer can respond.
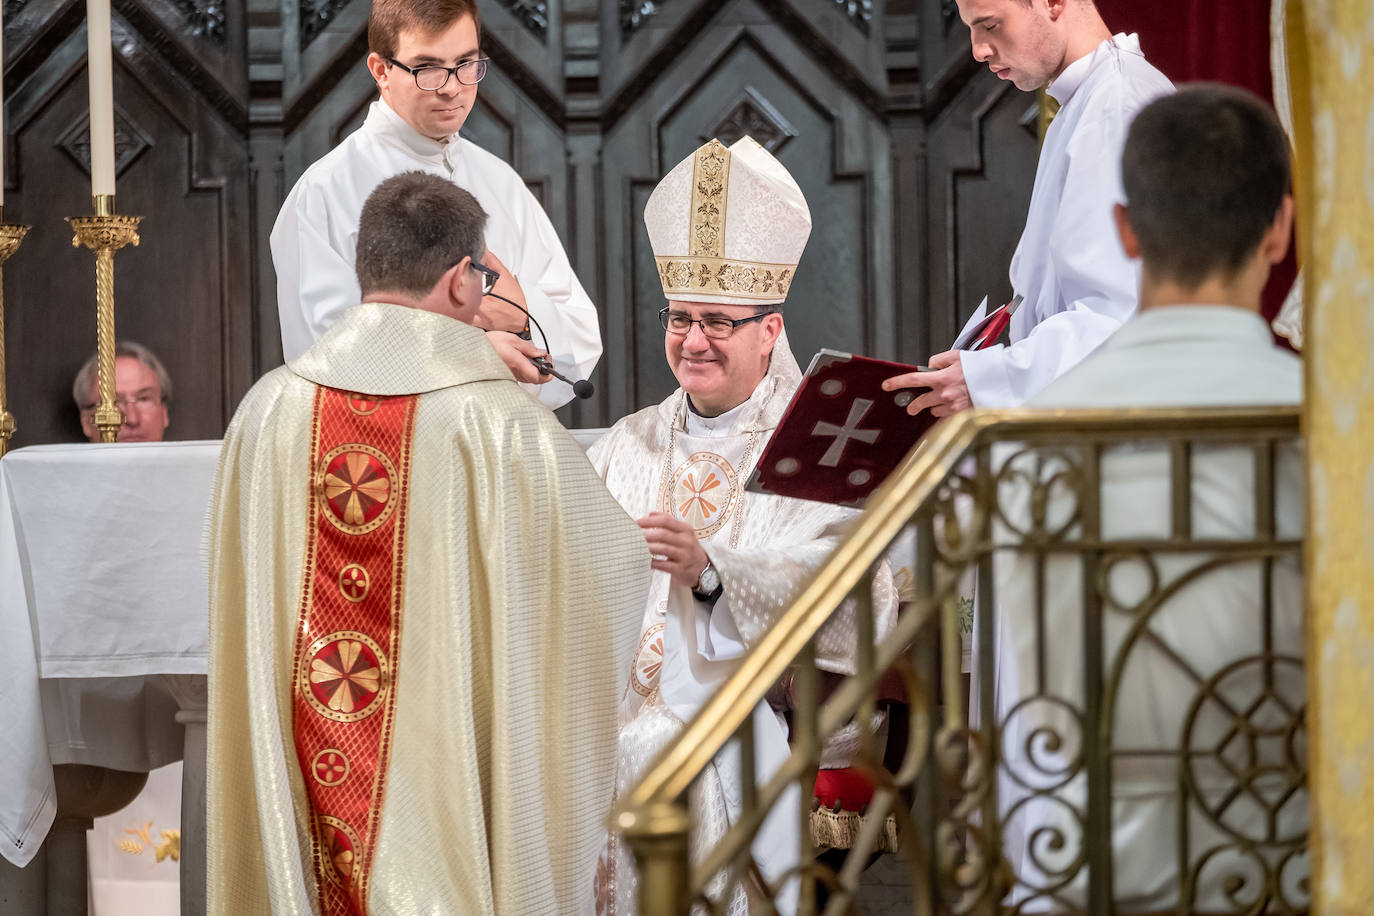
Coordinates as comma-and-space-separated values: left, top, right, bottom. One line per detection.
664, 451, 738, 537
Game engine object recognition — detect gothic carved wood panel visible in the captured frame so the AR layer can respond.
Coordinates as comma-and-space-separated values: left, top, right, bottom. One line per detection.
0, 0, 1041, 439
2, 1, 252, 447
909, 0, 1037, 361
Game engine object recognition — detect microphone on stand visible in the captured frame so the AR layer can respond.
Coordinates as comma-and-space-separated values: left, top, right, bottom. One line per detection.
484, 290, 595, 399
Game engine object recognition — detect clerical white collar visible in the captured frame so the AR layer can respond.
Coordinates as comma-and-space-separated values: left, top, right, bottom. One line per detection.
365, 99, 459, 163
684, 396, 750, 438
1047, 33, 1139, 106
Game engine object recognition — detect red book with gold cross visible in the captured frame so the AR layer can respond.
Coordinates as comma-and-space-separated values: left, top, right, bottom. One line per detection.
745, 349, 938, 508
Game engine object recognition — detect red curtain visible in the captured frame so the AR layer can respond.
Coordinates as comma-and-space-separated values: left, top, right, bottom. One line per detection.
1095, 0, 1297, 343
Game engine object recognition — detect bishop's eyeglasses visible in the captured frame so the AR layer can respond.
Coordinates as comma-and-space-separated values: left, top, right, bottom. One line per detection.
386, 57, 490, 91
659, 307, 773, 339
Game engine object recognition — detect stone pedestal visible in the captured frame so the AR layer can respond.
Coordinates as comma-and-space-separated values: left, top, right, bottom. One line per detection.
48, 765, 147, 916
164, 675, 207, 916
0, 843, 45, 914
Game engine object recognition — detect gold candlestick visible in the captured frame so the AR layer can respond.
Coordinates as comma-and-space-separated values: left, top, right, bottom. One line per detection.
0, 211, 29, 458
70, 194, 140, 443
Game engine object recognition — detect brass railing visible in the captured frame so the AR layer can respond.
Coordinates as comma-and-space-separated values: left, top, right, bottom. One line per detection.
611, 406, 1306, 915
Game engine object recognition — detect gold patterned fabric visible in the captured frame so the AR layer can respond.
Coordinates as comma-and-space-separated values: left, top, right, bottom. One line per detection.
588, 332, 897, 915
1286, 0, 1374, 906
208, 303, 650, 915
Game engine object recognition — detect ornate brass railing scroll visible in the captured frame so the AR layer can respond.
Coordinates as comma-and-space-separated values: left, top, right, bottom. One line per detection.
612, 405, 1306, 916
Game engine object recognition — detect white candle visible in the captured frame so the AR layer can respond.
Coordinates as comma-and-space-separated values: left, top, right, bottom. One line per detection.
85, 0, 116, 197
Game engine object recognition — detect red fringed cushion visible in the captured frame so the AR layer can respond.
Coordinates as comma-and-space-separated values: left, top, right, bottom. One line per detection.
813, 767, 875, 812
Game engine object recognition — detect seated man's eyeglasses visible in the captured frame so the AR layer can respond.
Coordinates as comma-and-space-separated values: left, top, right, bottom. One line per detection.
80, 391, 161, 419
659, 306, 773, 339
387, 57, 490, 91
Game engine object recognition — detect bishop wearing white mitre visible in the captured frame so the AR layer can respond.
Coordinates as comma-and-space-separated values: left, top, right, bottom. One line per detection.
588, 137, 897, 915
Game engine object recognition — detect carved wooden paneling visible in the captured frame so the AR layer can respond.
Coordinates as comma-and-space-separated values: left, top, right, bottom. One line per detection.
0, 0, 1039, 438
3, 3, 252, 447
911, 0, 1036, 361
920, 78, 1036, 352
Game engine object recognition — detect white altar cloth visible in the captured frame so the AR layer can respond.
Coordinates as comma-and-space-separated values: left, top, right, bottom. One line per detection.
0, 430, 609, 868
0, 441, 220, 867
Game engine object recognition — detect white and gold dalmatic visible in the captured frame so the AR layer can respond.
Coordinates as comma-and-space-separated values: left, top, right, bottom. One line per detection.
589, 138, 897, 915
206, 303, 649, 916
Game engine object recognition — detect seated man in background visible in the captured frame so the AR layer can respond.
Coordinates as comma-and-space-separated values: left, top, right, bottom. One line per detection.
991, 85, 1304, 911
209, 171, 649, 915
72, 341, 171, 442
589, 137, 897, 913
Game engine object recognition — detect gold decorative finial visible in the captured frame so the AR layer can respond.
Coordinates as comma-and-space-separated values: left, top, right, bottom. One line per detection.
0, 214, 30, 458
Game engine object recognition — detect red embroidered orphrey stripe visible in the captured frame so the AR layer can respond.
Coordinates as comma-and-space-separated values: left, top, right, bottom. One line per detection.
290, 387, 417, 915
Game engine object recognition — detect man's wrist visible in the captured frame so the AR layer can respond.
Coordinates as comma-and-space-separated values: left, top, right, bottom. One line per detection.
692, 560, 723, 603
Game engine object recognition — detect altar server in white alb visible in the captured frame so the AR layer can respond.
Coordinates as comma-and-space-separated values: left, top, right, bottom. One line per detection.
885, 0, 1174, 414
590, 137, 896, 915
271, 0, 600, 407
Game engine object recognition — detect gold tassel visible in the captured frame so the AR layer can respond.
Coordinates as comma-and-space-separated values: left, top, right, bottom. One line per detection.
810, 807, 900, 853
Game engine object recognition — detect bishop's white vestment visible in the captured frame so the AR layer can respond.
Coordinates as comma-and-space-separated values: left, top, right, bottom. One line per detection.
990, 306, 1304, 911
207, 303, 649, 915
270, 100, 601, 408
588, 334, 896, 915
958, 34, 1174, 407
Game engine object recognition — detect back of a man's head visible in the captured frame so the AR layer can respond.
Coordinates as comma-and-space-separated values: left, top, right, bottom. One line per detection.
368, 0, 481, 58
355, 170, 487, 299
1122, 84, 1291, 288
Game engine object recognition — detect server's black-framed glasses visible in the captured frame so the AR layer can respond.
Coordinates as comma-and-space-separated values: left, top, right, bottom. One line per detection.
387, 56, 490, 90
659, 306, 773, 339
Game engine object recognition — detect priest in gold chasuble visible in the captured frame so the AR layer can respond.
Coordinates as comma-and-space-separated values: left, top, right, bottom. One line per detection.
589, 138, 897, 915
208, 172, 649, 915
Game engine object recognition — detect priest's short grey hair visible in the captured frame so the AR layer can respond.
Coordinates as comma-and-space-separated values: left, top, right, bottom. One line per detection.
355, 171, 489, 299
72, 340, 173, 409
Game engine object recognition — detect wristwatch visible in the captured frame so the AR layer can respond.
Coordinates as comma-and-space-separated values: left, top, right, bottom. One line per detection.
692, 560, 723, 604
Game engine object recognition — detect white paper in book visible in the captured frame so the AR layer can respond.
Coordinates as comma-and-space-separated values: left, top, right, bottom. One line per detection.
951, 295, 991, 350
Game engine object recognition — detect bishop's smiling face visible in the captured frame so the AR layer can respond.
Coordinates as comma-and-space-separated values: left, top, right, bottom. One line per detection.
368, 14, 480, 141
664, 300, 784, 418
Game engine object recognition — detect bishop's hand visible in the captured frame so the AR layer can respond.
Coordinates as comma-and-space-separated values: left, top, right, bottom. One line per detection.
638, 512, 711, 589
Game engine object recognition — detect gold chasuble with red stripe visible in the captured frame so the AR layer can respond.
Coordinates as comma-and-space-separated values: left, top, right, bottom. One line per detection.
293, 388, 416, 914
207, 304, 649, 916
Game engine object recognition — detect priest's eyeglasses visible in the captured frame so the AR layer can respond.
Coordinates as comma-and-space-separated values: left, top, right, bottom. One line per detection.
471, 260, 499, 296
469, 260, 539, 343
387, 57, 490, 91
659, 307, 773, 339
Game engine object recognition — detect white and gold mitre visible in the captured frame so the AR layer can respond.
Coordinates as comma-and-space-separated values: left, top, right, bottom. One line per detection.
645, 136, 812, 306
